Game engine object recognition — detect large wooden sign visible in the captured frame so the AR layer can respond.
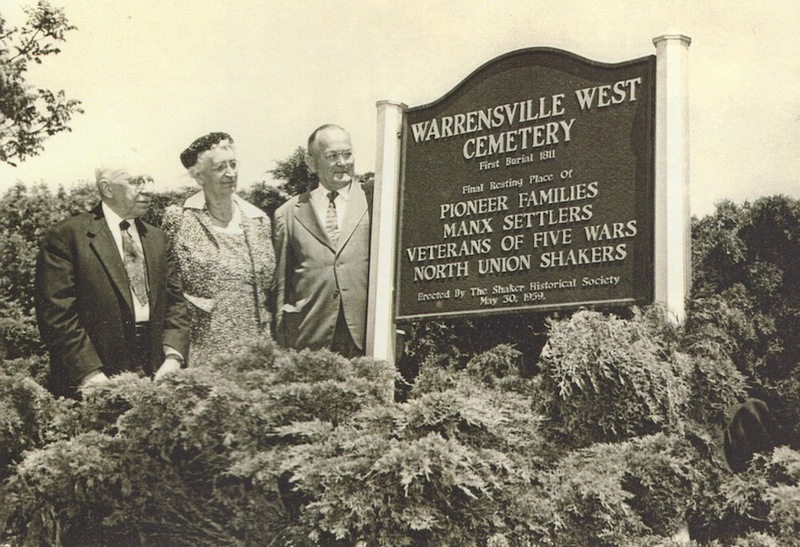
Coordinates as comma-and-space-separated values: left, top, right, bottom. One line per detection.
396, 48, 656, 321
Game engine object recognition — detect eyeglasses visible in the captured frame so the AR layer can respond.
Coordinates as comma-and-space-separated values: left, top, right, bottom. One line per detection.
323, 150, 353, 162
212, 160, 238, 173
128, 176, 155, 188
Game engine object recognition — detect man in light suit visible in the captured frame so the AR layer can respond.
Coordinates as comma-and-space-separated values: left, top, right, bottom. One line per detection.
273, 124, 370, 357
35, 160, 190, 397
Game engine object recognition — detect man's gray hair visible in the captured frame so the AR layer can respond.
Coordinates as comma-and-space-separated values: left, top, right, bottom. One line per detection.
94, 148, 147, 191
307, 124, 349, 153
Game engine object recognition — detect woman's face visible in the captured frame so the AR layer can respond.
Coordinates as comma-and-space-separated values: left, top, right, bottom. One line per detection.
196, 143, 238, 199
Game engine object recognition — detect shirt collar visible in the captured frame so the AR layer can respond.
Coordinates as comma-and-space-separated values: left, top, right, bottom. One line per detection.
183, 190, 265, 218
312, 182, 351, 201
101, 201, 128, 228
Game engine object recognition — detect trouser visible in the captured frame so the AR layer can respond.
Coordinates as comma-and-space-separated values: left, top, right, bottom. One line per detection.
133, 321, 153, 376
330, 306, 363, 359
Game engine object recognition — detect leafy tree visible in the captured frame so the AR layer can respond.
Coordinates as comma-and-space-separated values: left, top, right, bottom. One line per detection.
688, 195, 800, 446
268, 146, 315, 196
239, 180, 288, 222
0, 0, 83, 165
0, 181, 95, 358
140, 185, 196, 227
268, 146, 376, 197
0, 182, 95, 289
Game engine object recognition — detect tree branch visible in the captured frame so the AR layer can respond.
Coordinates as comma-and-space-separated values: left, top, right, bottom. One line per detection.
9, 27, 44, 63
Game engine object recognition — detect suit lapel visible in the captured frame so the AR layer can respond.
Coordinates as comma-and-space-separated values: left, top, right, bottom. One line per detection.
137, 219, 159, 312
87, 206, 134, 313
294, 191, 335, 251
337, 184, 368, 251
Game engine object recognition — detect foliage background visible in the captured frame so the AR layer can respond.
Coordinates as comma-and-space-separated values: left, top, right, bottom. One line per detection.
0, 1, 83, 166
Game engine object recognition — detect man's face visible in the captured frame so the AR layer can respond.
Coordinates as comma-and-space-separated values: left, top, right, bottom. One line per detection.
306, 128, 354, 192
103, 171, 154, 219
196, 143, 238, 199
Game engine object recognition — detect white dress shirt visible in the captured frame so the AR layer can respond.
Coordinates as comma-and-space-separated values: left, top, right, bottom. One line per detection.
102, 202, 150, 322
310, 182, 350, 232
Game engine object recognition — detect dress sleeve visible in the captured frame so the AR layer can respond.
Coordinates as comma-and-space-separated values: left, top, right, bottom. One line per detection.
161, 205, 182, 237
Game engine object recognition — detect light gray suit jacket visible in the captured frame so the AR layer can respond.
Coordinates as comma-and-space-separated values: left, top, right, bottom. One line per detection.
273, 183, 370, 352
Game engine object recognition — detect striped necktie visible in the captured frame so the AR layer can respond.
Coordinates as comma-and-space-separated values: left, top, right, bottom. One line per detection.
325, 191, 340, 247
119, 220, 148, 306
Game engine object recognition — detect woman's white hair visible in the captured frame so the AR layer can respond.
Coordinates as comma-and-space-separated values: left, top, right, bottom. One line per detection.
187, 139, 235, 181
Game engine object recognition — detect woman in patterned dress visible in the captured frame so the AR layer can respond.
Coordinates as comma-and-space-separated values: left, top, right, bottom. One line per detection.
162, 132, 275, 365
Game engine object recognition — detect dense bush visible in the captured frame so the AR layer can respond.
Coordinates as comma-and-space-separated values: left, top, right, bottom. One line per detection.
3, 309, 797, 545
529, 432, 710, 544
690, 447, 800, 546
282, 375, 545, 545
0, 338, 399, 545
0, 356, 70, 480
0, 182, 95, 358
537, 308, 691, 448
689, 196, 800, 445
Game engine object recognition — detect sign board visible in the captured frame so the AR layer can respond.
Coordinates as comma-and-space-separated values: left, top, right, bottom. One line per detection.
396, 48, 656, 321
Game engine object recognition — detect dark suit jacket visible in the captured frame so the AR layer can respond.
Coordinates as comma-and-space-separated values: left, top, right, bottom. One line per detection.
273, 183, 370, 352
35, 203, 190, 397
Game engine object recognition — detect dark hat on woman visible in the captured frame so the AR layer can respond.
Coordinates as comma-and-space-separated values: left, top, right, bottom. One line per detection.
180, 132, 233, 168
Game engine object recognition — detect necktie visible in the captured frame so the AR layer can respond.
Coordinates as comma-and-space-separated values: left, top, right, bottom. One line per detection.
325, 191, 340, 247
119, 220, 148, 306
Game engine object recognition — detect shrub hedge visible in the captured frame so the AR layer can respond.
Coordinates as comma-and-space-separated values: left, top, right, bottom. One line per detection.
2, 313, 799, 546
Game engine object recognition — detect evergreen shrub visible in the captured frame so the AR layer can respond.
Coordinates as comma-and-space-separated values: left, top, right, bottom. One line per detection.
282, 362, 548, 545
689, 196, 800, 446
2, 319, 763, 546
699, 447, 800, 547
530, 433, 706, 544
537, 308, 691, 447
0, 363, 72, 480
0, 338, 400, 545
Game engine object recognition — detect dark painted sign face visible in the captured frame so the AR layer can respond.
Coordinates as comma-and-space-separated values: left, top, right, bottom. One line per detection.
396, 48, 656, 321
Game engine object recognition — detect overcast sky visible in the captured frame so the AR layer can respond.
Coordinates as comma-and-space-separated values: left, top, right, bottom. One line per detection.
1, 0, 798, 217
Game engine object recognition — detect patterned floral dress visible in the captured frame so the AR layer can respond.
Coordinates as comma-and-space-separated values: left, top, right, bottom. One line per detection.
162, 193, 275, 365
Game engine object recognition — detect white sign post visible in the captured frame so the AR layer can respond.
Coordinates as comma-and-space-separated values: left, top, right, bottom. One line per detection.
653, 34, 692, 323
366, 100, 406, 363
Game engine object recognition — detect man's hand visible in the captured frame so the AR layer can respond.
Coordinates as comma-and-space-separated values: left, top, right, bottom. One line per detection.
80, 370, 109, 389
154, 356, 182, 381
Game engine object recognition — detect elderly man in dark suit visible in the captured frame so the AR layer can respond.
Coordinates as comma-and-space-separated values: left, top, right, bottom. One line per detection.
35, 160, 190, 397
273, 124, 370, 357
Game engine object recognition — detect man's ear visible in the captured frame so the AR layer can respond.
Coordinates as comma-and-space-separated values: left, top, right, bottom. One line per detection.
304, 153, 317, 174
98, 179, 113, 199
